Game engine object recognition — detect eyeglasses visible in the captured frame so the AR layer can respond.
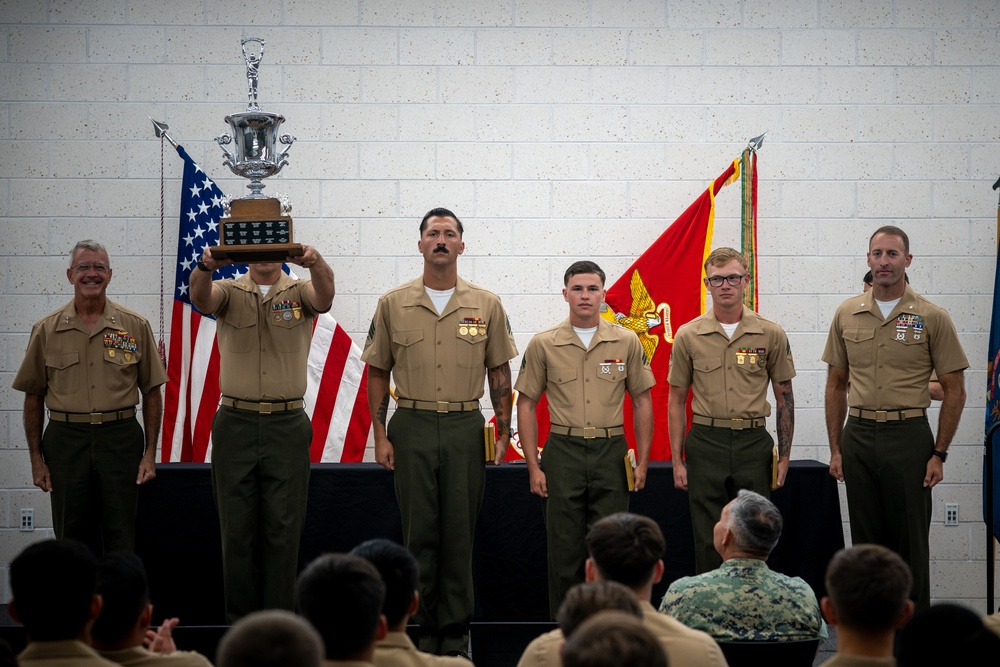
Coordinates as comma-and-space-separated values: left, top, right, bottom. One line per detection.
71, 263, 110, 273
705, 274, 746, 287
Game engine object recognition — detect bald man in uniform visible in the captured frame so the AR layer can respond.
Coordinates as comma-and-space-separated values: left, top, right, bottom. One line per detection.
363, 208, 517, 657
13, 240, 167, 554
668, 246, 795, 574
516, 260, 655, 618
191, 243, 334, 621
824, 225, 967, 610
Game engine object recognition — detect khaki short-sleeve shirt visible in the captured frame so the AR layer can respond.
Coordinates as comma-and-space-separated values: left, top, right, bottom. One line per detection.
13, 299, 168, 412
515, 318, 655, 428
362, 276, 518, 402
822, 286, 968, 409
668, 306, 795, 419
212, 272, 319, 401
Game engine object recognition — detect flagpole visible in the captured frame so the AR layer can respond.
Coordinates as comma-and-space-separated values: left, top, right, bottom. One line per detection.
990, 173, 1000, 613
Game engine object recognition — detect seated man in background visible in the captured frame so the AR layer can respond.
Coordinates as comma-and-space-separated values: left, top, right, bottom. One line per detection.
7, 539, 118, 667
517, 580, 642, 667
561, 612, 667, 667
91, 551, 212, 667
297, 553, 387, 666
896, 603, 1000, 666
351, 539, 472, 667
818, 544, 912, 666
216, 610, 323, 667
659, 490, 826, 642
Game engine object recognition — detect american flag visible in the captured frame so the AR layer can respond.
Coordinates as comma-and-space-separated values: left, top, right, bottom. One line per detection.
161, 144, 371, 462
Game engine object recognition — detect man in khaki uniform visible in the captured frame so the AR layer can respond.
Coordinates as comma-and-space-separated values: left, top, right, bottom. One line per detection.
363, 208, 517, 656
191, 244, 334, 621
668, 247, 795, 574
13, 240, 167, 554
823, 226, 968, 610
516, 261, 655, 617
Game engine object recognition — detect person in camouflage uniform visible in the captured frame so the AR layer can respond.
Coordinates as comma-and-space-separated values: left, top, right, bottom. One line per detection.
658, 490, 827, 642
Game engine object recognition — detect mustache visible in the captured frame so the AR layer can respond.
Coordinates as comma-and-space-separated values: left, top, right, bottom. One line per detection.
433, 245, 449, 253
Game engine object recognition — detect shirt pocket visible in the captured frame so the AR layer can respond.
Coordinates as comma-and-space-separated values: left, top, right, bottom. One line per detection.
735, 353, 766, 395
270, 312, 308, 352
693, 356, 724, 397
391, 329, 424, 370
223, 308, 258, 353
45, 352, 80, 396
596, 365, 628, 407
103, 348, 140, 394
456, 329, 488, 368
546, 368, 577, 408
843, 327, 876, 368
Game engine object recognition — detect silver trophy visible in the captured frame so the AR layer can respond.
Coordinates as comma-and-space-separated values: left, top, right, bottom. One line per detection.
210, 37, 302, 263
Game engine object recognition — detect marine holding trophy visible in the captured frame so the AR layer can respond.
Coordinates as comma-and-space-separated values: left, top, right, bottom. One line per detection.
189, 38, 335, 621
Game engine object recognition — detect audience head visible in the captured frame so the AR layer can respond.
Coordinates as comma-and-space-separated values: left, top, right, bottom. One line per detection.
863, 270, 873, 292
562, 611, 668, 667
585, 512, 665, 589
351, 538, 419, 630
556, 581, 643, 639
216, 610, 323, 667
896, 603, 1000, 666
822, 544, 913, 634
717, 489, 782, 560
8, 539, 100, 642
91, 551, 152, 647
297, 553, 386, 661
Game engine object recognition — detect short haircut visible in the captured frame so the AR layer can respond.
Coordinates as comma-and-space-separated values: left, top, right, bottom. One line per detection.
897, 603, 1000, 666
704, 247, 747, 272
71, 239, 109, 264
862, 270, 873, 286
419, 207, 464, 236
556, 581, 643, 638
869, 225, 909, 253
726, 489, 783, 558
92, 551, 151, 645
216, 610, 323, 667
586, 513, 665, 588
824, 544, 912, 633
351, 539, 419, 628
562, 611, 668, 667
9, 539, 99, 641
563, 260, 606, 286
296, 553, 386, 660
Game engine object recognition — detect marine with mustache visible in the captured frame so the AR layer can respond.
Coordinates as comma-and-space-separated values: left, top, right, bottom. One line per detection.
13, 240, 167, 554
362, 208, 517, 658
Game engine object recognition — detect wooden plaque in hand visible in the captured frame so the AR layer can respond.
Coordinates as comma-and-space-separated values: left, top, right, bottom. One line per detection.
209, 197, 304, 263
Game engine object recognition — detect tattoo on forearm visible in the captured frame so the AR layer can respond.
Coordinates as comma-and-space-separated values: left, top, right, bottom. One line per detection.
488, 365, 512, 407
776, 381, 794, 457
377, 393, 390, 426
495, 418, 511, 436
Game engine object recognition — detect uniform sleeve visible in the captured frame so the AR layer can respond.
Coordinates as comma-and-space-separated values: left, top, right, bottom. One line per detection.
929, 308, 969, 375
766, 326, 796, 383
361, 297, 394, 371
210, 280, 234, 318
625, 333, 656, 395
513, 335, 546, 401
11, 323, 47, 395
821, 307, 848, 369
666, 329, 694, 387
136, 318, 168, 393
484, 296, 518, 368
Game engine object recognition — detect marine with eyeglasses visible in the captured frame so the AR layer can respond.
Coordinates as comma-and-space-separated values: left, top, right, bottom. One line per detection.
667, 247, 796, 574
12, 240, 167, 554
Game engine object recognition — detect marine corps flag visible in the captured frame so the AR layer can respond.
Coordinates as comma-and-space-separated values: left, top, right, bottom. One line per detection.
600, 159, 742, 460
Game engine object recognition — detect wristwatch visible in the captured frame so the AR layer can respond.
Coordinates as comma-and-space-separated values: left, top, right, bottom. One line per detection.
197, 260, 211, 272
930, 449, 948, 462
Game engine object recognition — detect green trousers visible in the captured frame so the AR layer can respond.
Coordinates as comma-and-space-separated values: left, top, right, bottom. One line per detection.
210, 406, 312, 622
841, 415, 933, 610
540, 432, 630, 618
684, 423, 773, 574
42, 417, 144, 554
388, 408, 485, 655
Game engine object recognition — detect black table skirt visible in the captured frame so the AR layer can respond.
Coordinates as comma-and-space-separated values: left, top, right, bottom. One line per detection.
136, 460, 843, 625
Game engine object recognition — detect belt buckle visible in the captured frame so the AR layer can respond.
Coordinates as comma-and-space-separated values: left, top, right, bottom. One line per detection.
875, 410, 888, 422
437, 401, 449, 414
582, 427, 597, 439
259, 402, 273, 415
731, 418, 744, 430
90, 412, 103, 425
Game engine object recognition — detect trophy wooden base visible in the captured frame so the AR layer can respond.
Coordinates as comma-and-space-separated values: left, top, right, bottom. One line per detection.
210, 197, 303, 264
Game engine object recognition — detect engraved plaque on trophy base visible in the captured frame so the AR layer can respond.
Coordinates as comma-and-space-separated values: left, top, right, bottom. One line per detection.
209, 198, 304, 263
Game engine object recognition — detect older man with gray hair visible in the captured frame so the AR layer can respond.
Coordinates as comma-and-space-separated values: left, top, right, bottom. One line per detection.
658, 489, 826, 642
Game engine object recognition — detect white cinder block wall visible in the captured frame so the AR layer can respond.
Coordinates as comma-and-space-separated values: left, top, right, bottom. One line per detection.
1, 0, 998, 610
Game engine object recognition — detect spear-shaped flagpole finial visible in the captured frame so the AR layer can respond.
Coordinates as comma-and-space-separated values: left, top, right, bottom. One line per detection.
747, 131, 767, 152
149, 117, 178, 148
993, 172, 1000, 191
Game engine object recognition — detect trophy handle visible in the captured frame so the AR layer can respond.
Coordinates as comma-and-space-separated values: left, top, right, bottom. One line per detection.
275, 133, 296, 163
215, 134, 238, 173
